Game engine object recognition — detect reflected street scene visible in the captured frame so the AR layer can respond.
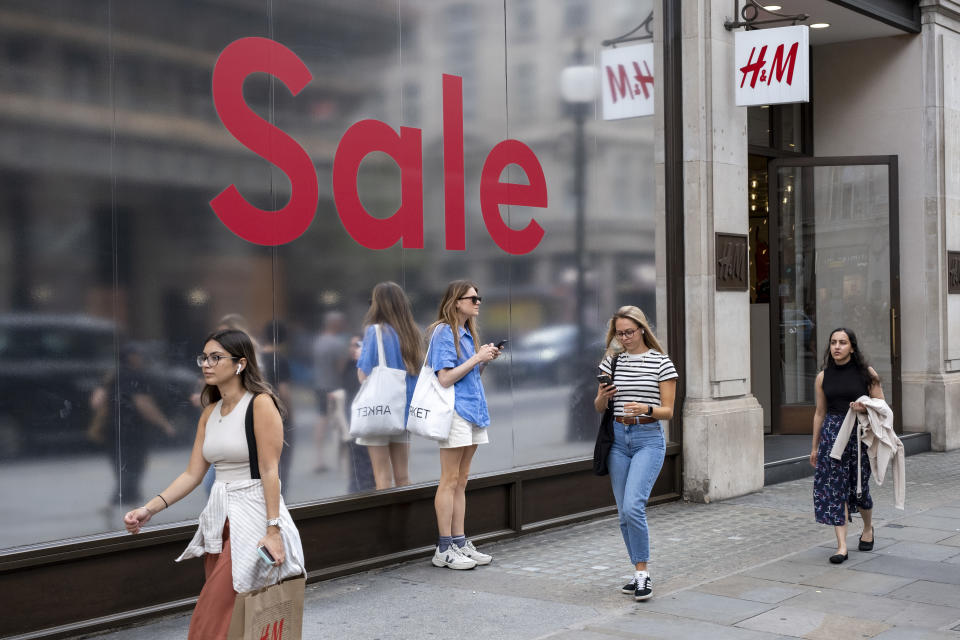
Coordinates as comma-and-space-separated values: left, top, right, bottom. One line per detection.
0, 0, 657, 551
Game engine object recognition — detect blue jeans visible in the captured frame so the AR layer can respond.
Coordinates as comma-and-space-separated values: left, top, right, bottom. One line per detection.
608, 421, 665, 564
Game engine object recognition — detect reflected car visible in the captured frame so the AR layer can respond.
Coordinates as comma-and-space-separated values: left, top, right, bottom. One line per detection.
505, 324, 603, 387
0, 314, 196, 458
781, 308, 815, 344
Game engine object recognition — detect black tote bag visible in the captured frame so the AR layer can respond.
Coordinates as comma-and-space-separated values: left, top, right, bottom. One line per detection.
592, 354, 619, 476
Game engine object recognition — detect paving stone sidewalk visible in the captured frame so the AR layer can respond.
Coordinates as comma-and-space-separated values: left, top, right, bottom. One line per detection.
78, 449, 960, 640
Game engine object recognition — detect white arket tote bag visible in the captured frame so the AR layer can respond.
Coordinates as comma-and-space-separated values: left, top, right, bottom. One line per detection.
406, 325, 456, 441
349, 324, 407, 438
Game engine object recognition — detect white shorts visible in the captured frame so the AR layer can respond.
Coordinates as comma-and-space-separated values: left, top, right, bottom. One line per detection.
356, 432, 411, 447
438, 412, 489, 449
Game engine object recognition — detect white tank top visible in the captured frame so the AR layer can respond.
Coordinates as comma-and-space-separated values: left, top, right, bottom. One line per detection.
203, 391, 255, 484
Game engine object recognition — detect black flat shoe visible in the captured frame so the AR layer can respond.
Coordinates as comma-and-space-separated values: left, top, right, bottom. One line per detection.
829, 552, 848, 564
858, 527, 875, 551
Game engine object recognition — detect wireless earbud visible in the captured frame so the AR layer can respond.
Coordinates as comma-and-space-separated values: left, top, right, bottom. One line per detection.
236, 364, 242, 375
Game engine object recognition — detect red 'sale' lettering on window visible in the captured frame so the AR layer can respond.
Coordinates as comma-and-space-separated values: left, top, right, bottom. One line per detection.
443, 74, 466, 251
480, 140, 547, 256
332, 120, 424, 249
210, 37, 318, 246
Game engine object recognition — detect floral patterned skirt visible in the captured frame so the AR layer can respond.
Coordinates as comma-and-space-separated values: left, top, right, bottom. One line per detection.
814, 412, 873, 526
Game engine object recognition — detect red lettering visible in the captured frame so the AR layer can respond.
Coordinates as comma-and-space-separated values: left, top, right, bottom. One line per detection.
632, 60, 654, 99
332, 120, 424, 249
258, 619, 283, 640
606, 64, 633, 104
210, 37, 318, 246
768, 42, 799, 86
443, 74, 466, 250
739, 45, 767, 89
480, 140, 547, 255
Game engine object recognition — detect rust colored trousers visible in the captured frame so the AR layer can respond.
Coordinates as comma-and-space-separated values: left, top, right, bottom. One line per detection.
188, 520, 237, 640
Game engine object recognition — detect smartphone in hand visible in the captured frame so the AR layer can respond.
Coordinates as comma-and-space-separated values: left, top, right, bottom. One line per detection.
257, 544, 276, 564
495, 339, 509, 349
597, 374, 613, 386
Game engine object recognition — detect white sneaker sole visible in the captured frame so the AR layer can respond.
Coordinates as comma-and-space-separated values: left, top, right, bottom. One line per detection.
431, 556, 476, 570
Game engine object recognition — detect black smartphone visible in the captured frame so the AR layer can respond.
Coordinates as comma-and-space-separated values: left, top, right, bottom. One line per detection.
495, 339, 509, 349
597, 374, 612, 386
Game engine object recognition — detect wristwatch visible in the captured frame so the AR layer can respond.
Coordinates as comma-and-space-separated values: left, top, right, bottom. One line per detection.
641, 405, 654, 416
266, 518, 282, 530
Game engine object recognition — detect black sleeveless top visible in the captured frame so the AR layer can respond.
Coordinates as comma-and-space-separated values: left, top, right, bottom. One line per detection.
822, 360, 868, 415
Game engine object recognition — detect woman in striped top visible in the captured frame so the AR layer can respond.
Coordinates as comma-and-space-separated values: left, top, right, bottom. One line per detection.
595, 306, 678, 602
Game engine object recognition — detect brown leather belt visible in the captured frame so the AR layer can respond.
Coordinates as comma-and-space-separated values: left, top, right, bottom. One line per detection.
615, 416, 657, 425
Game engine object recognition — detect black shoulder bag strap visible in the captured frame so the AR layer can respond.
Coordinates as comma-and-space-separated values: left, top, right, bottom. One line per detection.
244, 395, 261, 480
593, 354, 621, 476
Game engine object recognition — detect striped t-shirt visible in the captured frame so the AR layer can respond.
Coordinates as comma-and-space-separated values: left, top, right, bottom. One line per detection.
599, 350, 678, 417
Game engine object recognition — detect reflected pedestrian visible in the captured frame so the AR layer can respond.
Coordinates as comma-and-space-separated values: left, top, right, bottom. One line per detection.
122, 329, 305, 639
343, 334, 375, 492
810, 327, 881, 563
594, 306, 677, 601
89, 342, 176, 507
312, 311, 348, 473
428, 281, 502, 569
356, 282, 423, 489
262, 320, 294, 492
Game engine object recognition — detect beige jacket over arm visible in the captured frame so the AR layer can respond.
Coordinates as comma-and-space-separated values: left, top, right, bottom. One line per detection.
829, 396, 905, 510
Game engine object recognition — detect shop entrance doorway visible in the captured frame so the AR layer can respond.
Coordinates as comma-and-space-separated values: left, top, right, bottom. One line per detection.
766, 156, 901, 434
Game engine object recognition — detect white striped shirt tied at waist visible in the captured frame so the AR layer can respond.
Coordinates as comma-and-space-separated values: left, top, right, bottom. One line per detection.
176, 479, 305, 593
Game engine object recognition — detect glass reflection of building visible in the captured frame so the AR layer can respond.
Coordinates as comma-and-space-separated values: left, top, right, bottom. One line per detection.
0, 0, 657, 550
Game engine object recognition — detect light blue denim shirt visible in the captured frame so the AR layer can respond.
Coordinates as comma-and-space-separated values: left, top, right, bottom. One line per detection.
428, 323, 490, 427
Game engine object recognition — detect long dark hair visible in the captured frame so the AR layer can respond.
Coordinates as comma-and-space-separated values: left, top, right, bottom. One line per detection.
821, 327, 879, 391
363, 281, 424, 375
200, 329, 287, 420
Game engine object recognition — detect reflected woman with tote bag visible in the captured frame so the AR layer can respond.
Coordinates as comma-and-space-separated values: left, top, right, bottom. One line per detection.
354, 282, 424, 489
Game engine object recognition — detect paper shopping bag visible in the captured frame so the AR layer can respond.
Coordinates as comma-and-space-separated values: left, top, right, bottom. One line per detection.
227, 576, 306, 640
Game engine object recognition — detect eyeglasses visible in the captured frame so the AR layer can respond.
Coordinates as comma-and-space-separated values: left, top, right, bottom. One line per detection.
196, 354, 238, 367
615, 328, 639, 339
458, 295, 482, 304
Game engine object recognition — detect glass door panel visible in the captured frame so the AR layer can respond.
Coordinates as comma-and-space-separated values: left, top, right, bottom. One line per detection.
771, 158, 900, 433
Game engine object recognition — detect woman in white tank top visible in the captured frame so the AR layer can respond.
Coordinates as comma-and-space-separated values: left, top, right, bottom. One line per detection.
122, 329, 304, 639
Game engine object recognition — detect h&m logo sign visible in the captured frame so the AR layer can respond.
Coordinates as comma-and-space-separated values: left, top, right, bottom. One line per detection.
210, 38, 547, 254
734, 25, 809, 106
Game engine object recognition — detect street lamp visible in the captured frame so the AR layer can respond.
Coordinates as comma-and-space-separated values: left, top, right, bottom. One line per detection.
560, 46, 597, 365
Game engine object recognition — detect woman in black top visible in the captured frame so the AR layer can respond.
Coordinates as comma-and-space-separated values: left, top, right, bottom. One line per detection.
810, 327, 884, 564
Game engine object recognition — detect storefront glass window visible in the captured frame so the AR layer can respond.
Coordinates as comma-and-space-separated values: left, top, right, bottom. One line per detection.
0, 0, 658, 550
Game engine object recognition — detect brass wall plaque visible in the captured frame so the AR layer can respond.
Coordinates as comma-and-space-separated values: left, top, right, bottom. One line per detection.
716, 233, 748, 291
949, 251, 960, 294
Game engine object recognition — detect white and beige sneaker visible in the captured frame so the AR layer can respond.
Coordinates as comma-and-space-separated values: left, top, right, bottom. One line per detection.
431, 545, 477, 570
457, 540, 492, 565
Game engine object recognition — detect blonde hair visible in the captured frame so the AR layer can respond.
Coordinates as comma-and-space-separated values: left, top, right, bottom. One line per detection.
427, 280, 480, 359
363, 282, 424, 376
603, 305, 665, 357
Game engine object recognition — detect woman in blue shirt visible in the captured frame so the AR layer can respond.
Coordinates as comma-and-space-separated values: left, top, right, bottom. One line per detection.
356, 282, 424, 489
427, 280, 502, 570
